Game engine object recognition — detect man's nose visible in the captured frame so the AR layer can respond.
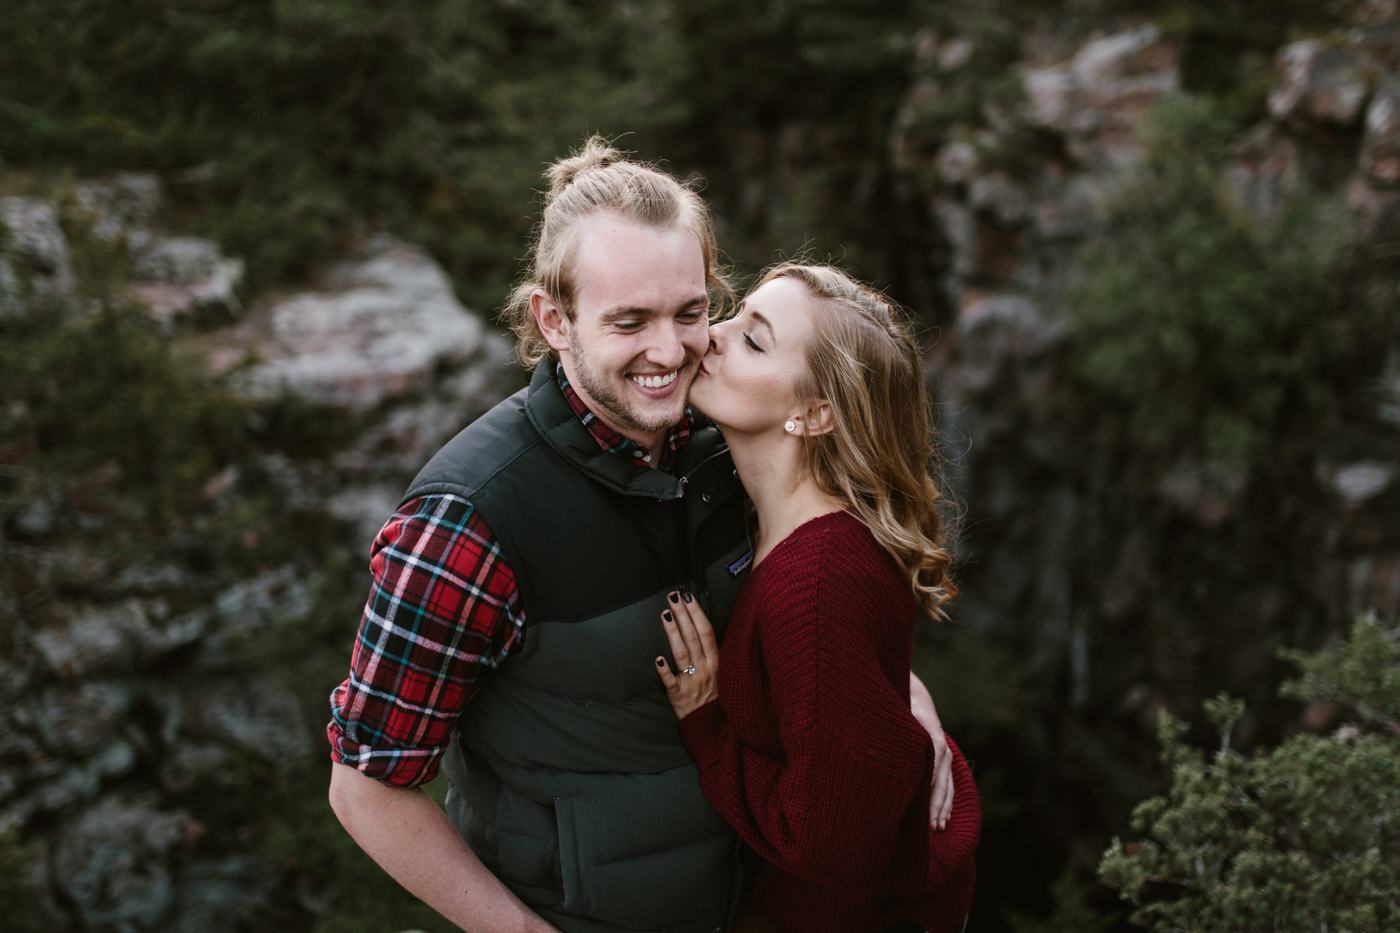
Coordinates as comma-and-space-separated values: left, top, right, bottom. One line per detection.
649, 320, 688, 368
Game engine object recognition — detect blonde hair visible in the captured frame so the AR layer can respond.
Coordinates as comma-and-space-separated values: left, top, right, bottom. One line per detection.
504, 136, 734, 366
760, 262, 957, 616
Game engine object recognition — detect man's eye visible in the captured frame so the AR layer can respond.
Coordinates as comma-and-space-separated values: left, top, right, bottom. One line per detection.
615, 321, 644, 330
744, 333, 763, 352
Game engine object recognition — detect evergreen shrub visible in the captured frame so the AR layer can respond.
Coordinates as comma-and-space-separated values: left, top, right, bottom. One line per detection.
1, 201, 248, 522
1065, 95, 1387, 466
1100, 615, 1400, 932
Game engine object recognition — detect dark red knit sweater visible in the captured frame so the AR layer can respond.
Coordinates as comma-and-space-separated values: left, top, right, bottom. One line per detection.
679, 511, 980, 933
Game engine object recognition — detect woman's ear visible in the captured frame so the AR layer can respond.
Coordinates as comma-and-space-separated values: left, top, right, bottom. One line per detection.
531, 289, 572, 353
793, 400, 835, 436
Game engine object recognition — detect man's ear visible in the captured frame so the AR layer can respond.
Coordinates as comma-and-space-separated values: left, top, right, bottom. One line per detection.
531, 289, 572, 354
794, 400, 836, 437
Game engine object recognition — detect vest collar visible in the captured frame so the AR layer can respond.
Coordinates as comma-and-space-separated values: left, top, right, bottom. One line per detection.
524, 360, 691, 500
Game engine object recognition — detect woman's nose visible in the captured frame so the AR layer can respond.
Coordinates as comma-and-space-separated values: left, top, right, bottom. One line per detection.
708, 320, 730, 353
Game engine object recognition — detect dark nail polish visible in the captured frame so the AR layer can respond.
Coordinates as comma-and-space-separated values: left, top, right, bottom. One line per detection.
663, 610, 673, 622
668, 591, 679, 603
683, 592, 693, 603
656, 657, 665, 667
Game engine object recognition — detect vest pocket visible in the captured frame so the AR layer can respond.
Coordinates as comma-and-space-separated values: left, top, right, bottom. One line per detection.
495, 790, 561, 887
554, 768, 737, 930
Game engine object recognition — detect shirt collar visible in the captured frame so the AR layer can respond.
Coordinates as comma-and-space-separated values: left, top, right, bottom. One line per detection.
555, 363, 693, 472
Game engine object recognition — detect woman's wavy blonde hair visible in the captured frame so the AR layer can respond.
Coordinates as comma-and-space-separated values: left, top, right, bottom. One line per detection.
761, 262, 957, 617
504, 136, 734, 366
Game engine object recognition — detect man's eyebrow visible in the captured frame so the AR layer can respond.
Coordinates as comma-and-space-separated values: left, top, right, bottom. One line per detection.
599, 296, 710, 319
599, 306, 653, 319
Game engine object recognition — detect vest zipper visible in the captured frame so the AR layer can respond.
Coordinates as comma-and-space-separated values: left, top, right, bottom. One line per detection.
668, 447, 730, 500
678, 447, 732, 485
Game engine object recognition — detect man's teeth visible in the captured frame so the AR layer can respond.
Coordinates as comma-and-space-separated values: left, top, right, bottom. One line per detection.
631, 371, 677, 389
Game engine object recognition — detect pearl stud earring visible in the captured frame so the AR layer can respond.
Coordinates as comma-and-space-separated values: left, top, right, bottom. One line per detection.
784, 420, 796, 433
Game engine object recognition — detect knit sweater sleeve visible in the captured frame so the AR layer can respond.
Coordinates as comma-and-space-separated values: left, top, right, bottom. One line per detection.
679, 528, 934, 892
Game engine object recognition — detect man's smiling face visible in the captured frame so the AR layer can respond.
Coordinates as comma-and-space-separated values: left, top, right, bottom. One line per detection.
539, 212, 710, 443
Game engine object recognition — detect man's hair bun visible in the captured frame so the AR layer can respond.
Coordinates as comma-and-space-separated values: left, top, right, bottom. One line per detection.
504, 135, 734, 367
546, 135, 627, 199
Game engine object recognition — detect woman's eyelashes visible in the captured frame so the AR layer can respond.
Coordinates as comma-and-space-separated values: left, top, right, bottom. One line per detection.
744, 332, 764, 352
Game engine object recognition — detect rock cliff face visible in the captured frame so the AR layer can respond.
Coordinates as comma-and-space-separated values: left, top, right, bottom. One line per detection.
889, 8, 1400, 866
1, 174, 245, 328
0, 177, 517, 930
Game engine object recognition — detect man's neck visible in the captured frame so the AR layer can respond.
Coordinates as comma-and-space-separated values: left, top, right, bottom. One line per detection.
559, 359, 670, 467
601, 416, 668, 469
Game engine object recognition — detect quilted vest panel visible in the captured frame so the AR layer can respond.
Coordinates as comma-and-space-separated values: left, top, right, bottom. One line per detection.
404, 363, 751, 933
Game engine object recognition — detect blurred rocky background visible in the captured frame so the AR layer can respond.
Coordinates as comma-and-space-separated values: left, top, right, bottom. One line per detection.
1, 1, 1397, 931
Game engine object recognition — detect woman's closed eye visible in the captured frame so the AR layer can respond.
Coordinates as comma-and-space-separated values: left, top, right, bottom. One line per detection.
744, 332, 764, 352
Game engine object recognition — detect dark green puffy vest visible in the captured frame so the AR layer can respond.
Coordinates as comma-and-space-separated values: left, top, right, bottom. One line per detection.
402, 362, 752, 933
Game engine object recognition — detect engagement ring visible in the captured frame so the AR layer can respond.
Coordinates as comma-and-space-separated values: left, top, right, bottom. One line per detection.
684, 665, 696, 675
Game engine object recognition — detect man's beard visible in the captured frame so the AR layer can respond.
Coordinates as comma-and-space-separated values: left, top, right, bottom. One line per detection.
569, 333, 688, 436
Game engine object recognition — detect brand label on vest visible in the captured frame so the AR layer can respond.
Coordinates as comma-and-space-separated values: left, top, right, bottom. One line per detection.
728, 549, 753, 577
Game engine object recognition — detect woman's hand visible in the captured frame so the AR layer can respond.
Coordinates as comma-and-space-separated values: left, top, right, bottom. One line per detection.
910, 672, 955, 831
656, 590, 720, 719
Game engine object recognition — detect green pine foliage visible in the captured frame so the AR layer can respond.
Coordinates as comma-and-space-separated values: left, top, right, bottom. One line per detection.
0, 0, 689, 299
1006, 868, 1119, 933
1099, 616, 1400, 932
0, 186, 448, 930
1065, 94, 1385, 466
913, 628, 1024, 745
1131, 0, 1338, 118
0, 1, 1347, 313
1280, 612, 1400, 731
0, 830, 47, 932
1, 198, 249, 522
0, 0, 938, 305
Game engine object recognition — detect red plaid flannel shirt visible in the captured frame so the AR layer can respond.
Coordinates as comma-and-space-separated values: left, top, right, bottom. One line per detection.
327, 365, 695, 786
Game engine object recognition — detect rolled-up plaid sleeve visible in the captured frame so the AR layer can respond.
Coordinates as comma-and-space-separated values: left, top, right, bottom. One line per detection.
327, 493, 524, 787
